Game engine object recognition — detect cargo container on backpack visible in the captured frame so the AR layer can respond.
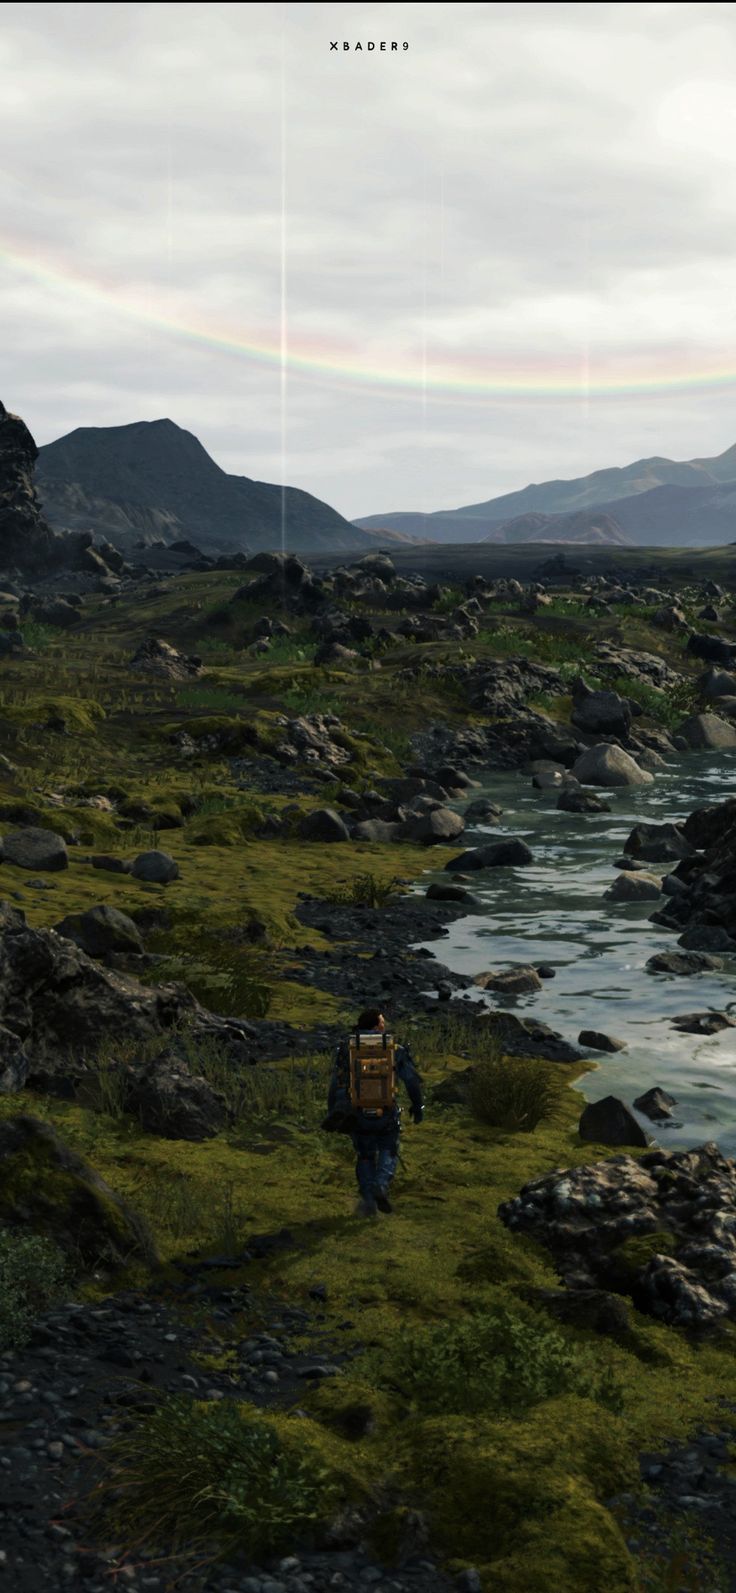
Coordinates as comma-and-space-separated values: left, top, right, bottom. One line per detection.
348, 1029, 397, 1117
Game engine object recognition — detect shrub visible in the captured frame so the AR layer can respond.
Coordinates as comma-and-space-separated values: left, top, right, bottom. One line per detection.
0, 1228, 68, 1350
325, 873, 405, 907
466, 1052, 566, 1132
610, 674, 698, 730
375, 1302, 625, 1419
89, 1396, 339, 1561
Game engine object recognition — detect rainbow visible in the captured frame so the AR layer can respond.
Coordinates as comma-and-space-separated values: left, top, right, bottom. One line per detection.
3, 236, 735, 402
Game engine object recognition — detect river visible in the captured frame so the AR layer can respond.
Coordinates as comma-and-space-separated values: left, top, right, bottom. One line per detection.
413, 751, 736, 1154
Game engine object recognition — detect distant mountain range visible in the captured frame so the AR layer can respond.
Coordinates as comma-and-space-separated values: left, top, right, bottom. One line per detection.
354, 442, 736, 547
35, 419, 383, 555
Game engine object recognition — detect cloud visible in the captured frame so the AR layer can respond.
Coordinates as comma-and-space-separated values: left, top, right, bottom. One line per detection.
2, 0, 736, 519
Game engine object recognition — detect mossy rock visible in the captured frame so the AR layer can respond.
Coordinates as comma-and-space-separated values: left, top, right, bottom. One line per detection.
0, 1114, 158, 1270
397, 1398, 637, 1584
607, 1228, 679, 1284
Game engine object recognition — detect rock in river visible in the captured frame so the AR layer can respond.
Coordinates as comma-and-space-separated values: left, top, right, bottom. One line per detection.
571, 743, 653, 788
578, 1030, 627, 1053
646, 950, 723, 975
578, 1094, 650, 1146
675, 713, 736, 750
604, 871, 661, 903
473, 966, 543, 994
445, 838, 533, 872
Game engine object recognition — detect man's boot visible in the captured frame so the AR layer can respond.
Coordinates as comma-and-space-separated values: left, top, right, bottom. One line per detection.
374, 1187, 393, 1213
355, 1195, 378, 1218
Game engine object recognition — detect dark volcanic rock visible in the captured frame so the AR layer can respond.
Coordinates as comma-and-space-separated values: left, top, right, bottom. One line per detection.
127, 1053, 227, 1141
671, 1011, 735, 1036
53, 904, 144, 959
578, 1094, 649, 1145
129, 635, 203, 679
0, 901, 253, 1101
646, 950, 723, 974
0, 401, 63, 574
445, 838, 533, 872
578, 1031, 627, 1053
557, 787, 611, 813
300, 808, 351, 843
633, 1086, 677, 1121
130, 849, 180, 883
623, 821, 694, 863
1, 827, 68, 872
499, 1140, 736, 1328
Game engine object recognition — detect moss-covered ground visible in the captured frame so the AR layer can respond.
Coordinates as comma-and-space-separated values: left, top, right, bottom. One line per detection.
1, 563, 735, 1589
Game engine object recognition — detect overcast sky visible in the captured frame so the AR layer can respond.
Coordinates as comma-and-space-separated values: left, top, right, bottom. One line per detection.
3, 1, 736, 520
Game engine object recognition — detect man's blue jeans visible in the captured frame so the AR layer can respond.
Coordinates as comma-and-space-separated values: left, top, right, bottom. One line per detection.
351, 1128, 400, 1199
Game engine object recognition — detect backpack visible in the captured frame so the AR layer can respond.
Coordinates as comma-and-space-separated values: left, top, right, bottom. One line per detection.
347, 1031, 397, 1117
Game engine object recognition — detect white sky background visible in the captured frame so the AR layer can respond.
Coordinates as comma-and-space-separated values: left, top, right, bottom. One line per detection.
3, 1, 736, 518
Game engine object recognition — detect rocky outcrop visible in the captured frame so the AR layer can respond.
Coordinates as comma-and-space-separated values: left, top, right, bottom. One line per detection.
0, 402, 61, 574
499, 1141, 736, 1329
1, 828, 69, 872
0, 903, 254, 1123
0, 401, 122, 580
653, 797, 736, 950
675, 713, 736, 750
129, 636, 203, 679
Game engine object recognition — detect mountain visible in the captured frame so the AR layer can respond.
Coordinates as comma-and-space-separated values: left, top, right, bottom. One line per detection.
354, 440, 736, 547
483, 510, 632, 546
35, 419, 376, 554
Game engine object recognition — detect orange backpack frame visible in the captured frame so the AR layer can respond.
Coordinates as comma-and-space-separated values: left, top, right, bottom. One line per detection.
347, 1031, 397, 1117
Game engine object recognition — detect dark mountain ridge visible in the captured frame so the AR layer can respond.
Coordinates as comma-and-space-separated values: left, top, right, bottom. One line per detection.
36, 418, 376, 554
354, 440, 736, 547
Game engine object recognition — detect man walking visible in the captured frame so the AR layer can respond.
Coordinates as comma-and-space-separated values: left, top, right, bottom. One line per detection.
325, 1007, 424, 1217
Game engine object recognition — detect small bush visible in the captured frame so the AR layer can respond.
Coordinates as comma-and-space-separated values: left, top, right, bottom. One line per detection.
90, 1396, 339, 1561
466, 1053, 566, 1132
375, 1302, 625, 1419
0, 1228, 68, 1350
325, 873, 405, 908
611, 674, 698, 729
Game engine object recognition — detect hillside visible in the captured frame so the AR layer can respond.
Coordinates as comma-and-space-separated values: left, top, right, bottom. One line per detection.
354, 439, 736, 546
35, 418, 375, 555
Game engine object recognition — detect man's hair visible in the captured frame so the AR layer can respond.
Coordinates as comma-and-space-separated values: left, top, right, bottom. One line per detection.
356, 1007, 384, 1031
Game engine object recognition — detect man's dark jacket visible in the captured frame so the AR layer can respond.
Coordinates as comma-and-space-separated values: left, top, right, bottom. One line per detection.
327, 1036, 423, 1133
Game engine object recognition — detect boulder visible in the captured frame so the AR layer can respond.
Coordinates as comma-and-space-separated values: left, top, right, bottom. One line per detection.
463, 798, 503, 823
300, 808, 351, 843
570, 683, 633, 739
129, 636, 202, 680
623, 821, 693, 863
350, 819, 402, 843
400, 808, 465, 845
671, 1012, 735, 1035
91, 854, 133, 874
0, 1114, 157, 1266
473, 966, 543, 994
578, 1095, 651, 1146
127, 1054, 227, 1141
646, 950, 722, 975
131, 850, 180, 883
633, 1086, 677, 1121
578, 1031, 627, 1053
32, 598, 79, 628
686, 631, 736, 666
675, 713, 736, 750
557, 788, 611, 813
53, 905, 143, 959
699, 667, 736, 702
603, 871, 661, 903
678, 925, 736, 952
445, 838, 533, 872
1, 828, 68, 872
425, 883, 480, 906
571, 744, 653, 788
